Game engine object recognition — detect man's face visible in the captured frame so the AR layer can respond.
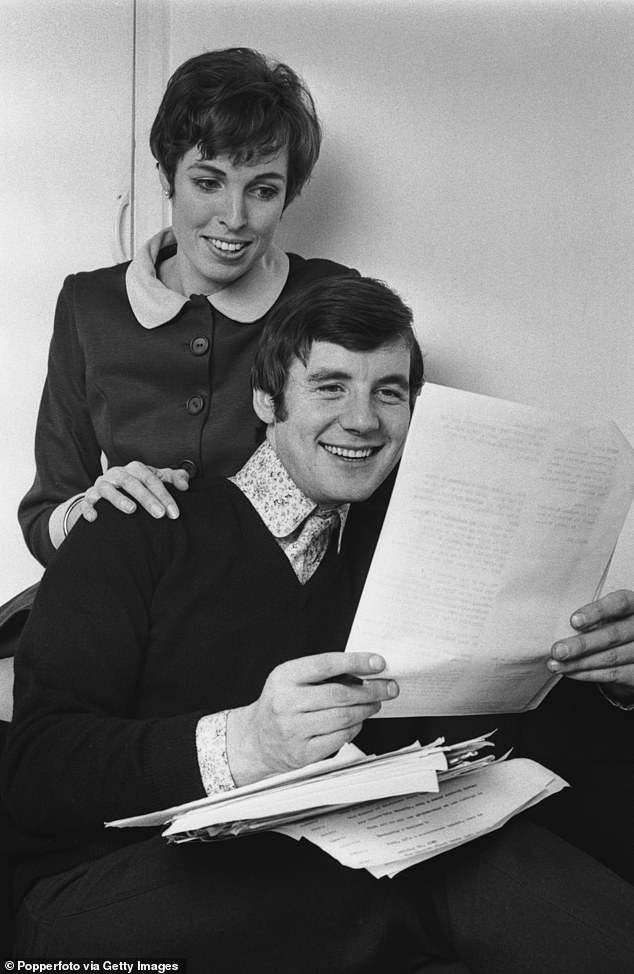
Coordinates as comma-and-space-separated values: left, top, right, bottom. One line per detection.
258, 340, 412, 508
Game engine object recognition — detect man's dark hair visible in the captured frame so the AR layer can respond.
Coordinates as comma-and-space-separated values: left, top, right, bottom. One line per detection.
150, 48, 321, 206
252, 275, 424, 419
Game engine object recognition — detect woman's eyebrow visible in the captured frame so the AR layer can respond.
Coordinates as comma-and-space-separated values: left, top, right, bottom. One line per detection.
247, 170, 287, 183
187, 161, 286, 183
187, 162, 226, 175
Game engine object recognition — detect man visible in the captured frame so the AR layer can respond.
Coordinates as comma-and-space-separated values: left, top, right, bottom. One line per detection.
2, 276, 634, 971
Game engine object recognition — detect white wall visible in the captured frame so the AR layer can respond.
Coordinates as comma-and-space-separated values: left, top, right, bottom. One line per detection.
0, 0, 133, 603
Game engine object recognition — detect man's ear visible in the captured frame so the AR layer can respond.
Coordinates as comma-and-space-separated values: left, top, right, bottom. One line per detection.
253, 387, 276, 424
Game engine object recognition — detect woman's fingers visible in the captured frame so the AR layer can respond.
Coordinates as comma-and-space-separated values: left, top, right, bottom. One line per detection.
81, 462, 189, 520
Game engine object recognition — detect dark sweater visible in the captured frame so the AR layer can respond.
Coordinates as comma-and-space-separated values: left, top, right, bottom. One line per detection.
1, 479, 378, 893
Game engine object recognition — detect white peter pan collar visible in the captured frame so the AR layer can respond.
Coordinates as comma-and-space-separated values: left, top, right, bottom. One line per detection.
125, 227, 290, 329
125, 229, 189, 329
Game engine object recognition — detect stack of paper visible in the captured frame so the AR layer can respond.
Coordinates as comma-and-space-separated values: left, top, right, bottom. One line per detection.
107, 734, 496, 838
108, 738, 566, 879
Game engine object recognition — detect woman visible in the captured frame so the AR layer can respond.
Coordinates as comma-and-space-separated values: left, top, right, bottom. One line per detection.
0, 52, 355, 945
18, 47, 357, 566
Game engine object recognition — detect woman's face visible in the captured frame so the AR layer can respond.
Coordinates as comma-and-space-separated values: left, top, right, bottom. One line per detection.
161, 147, 288, 296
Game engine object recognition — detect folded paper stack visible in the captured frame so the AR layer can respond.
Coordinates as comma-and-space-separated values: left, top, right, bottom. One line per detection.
108, 734, 566, 877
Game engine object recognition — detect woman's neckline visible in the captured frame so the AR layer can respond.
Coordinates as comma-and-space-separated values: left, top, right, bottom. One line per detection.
158, 245, 290, 324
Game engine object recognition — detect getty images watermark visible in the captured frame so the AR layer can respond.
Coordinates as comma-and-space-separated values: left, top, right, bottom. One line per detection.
5, 962, 187, 972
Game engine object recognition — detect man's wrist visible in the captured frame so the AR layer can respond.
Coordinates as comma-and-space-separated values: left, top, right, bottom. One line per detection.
225, 704, 268, 788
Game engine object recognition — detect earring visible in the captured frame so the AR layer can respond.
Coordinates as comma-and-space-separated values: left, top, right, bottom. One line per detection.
163, 190, 170, 198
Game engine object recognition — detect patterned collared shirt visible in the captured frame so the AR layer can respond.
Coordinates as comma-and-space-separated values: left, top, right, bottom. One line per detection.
196, 440, 350, 795
230, 440, 349, 574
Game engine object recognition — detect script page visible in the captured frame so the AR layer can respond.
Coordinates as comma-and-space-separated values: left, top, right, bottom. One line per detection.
277, 759, 567, 878
346, 384, 634, 715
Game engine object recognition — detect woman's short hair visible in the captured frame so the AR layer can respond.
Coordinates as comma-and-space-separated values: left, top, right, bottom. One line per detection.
252, 275, 424, 419
150, 48, 321, 206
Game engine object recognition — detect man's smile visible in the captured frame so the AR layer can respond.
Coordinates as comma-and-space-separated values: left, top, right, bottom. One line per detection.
320, 443, 383, 461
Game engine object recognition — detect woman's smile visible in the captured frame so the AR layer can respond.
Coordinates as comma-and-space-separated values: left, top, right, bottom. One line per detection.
202, 235, 253, 261
206, 237, 251, 255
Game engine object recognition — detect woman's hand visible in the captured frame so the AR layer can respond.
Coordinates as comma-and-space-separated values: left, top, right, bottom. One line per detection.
79, 461, 190, 524
547, 589, 634, 703
226, 653, 399, 786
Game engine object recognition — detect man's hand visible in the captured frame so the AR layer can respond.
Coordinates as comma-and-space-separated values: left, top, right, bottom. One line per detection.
226, 653, 399, 786
78, 461, 190, 524
548, 589, 634, 703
